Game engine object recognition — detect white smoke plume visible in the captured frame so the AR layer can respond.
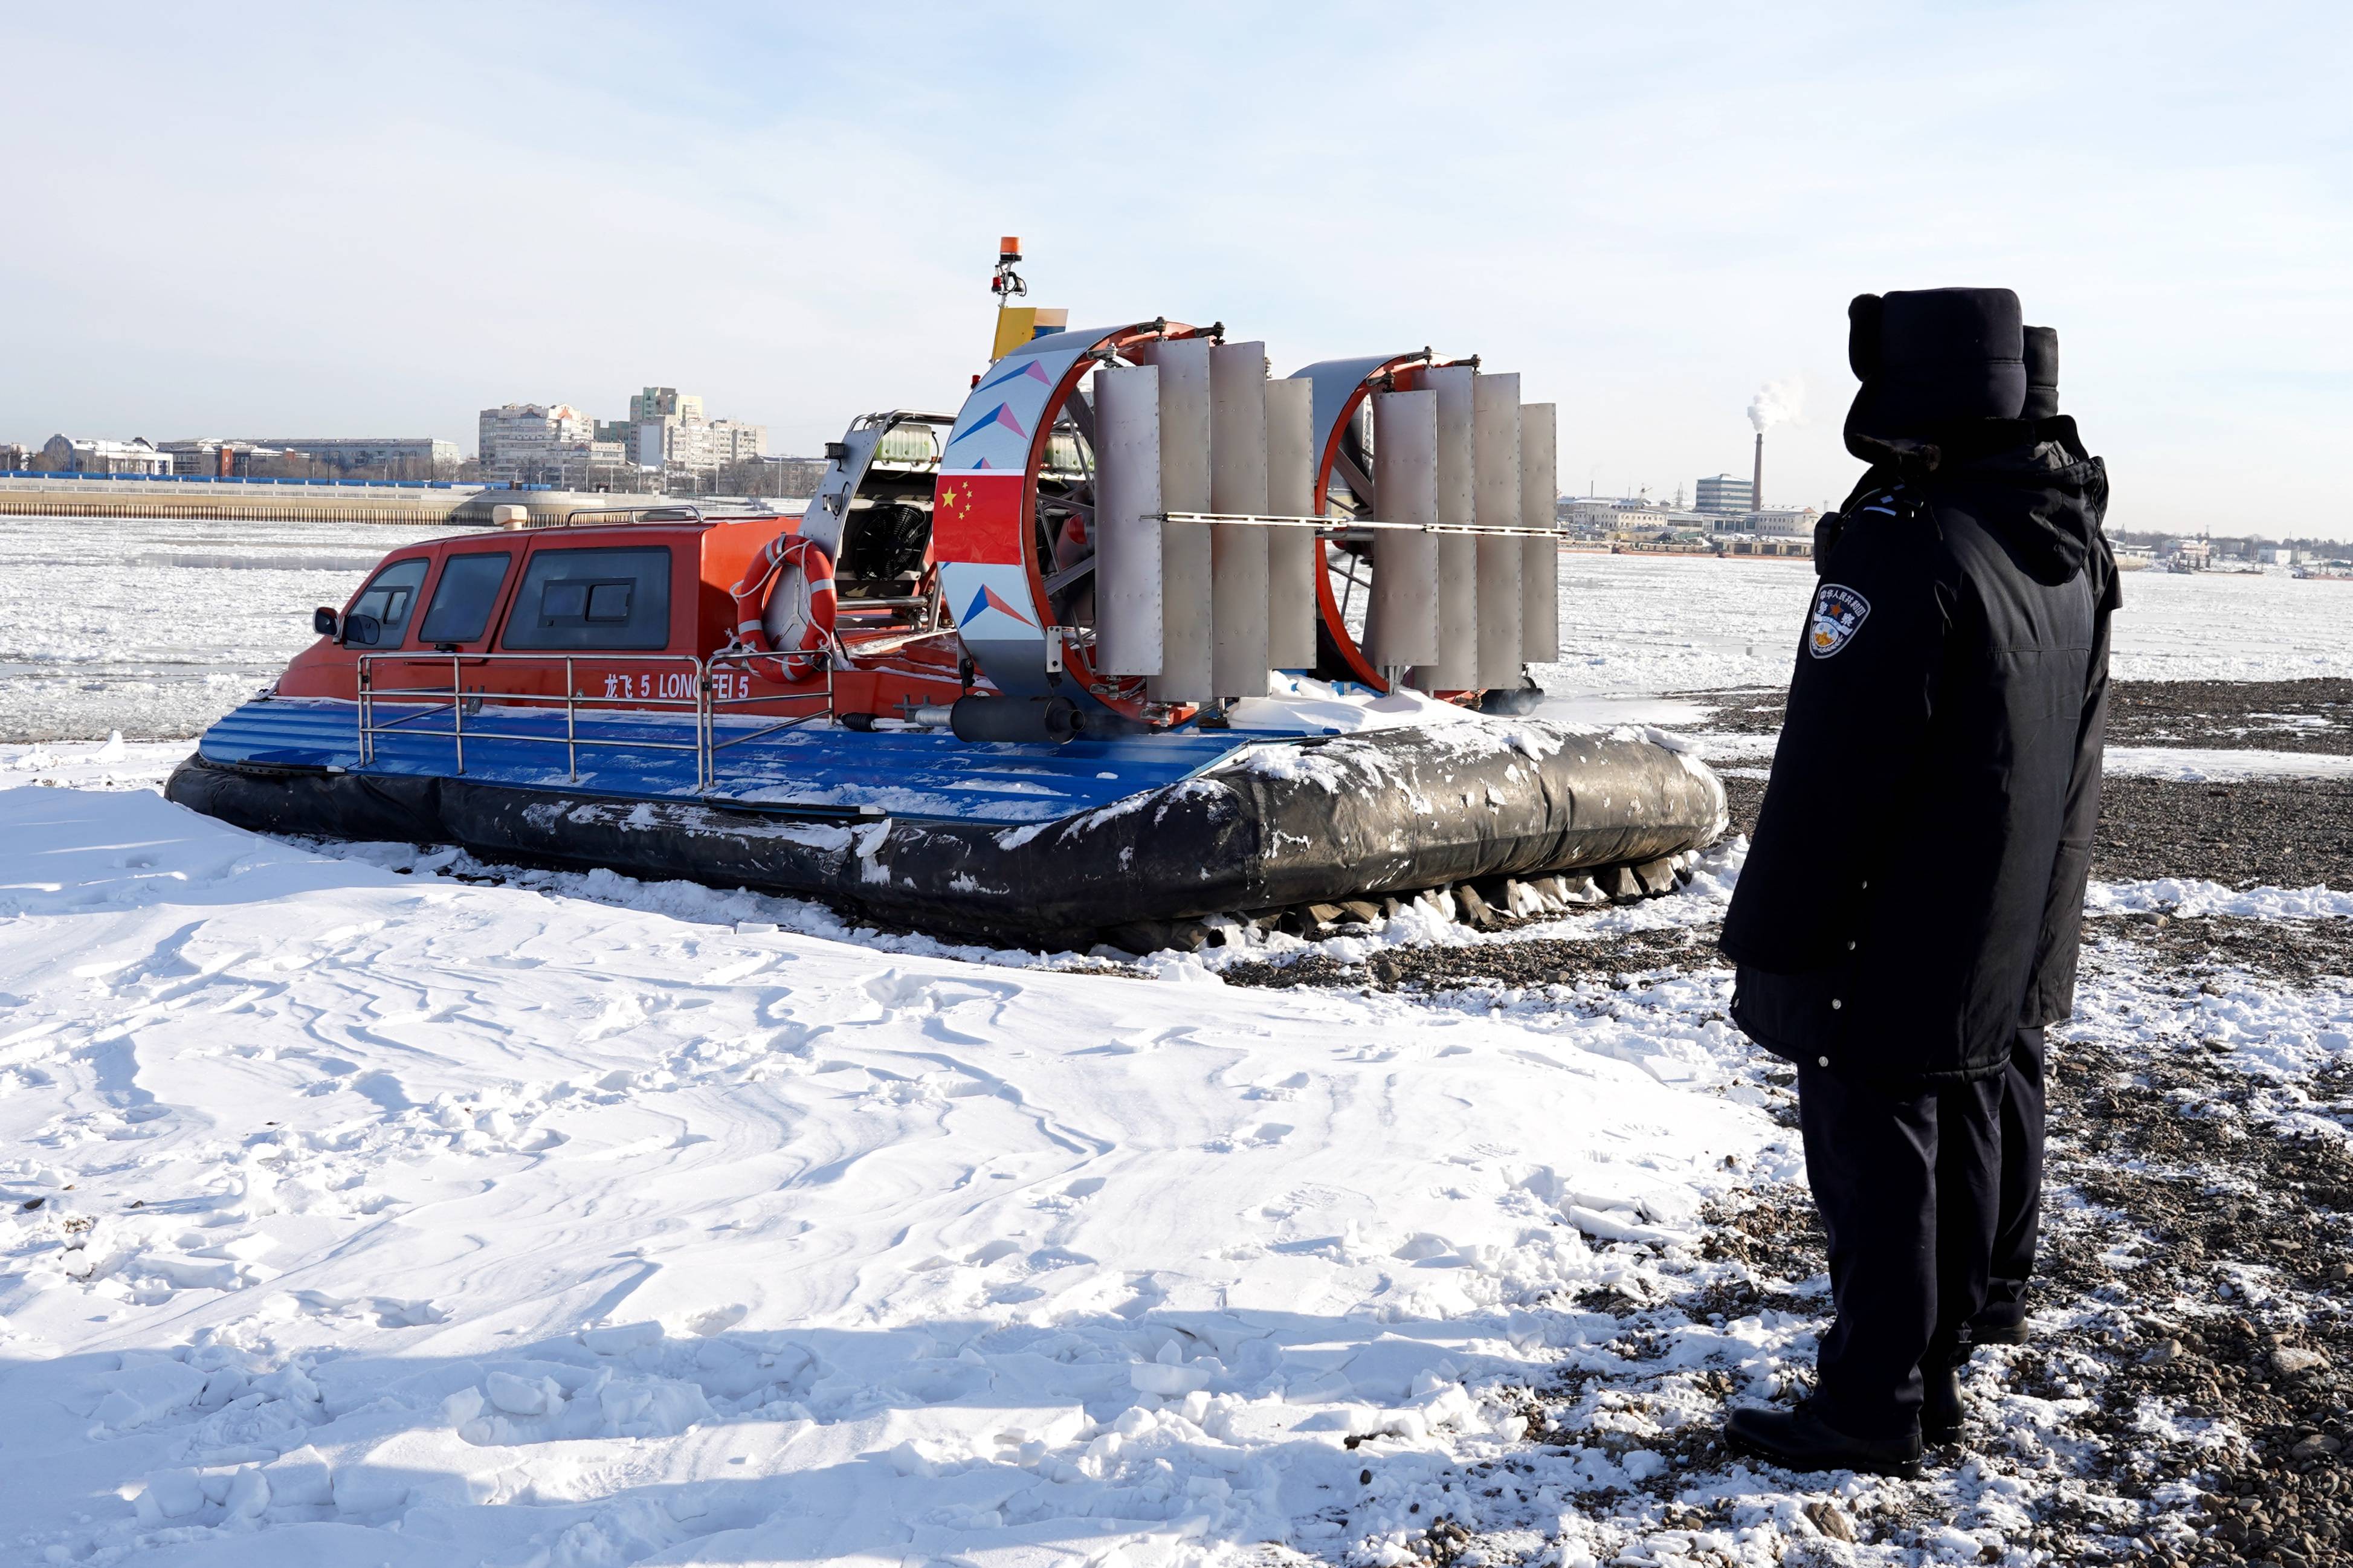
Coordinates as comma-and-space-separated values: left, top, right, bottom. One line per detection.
1747, 378, 1804, 433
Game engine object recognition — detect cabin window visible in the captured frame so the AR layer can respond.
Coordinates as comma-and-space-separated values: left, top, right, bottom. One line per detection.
416, 552, 512, 645
500, 546, 672, 651
345, 558, 428, 646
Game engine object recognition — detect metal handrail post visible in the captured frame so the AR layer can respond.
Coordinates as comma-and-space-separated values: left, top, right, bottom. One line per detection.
697, 659, 713, 792
565, 656, 578, 781
357, 656, 372, 766
702, 650, 834, 791
450, 654, 465, 775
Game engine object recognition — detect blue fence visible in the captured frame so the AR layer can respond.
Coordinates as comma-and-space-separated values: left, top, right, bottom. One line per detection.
0, 471, 554, 492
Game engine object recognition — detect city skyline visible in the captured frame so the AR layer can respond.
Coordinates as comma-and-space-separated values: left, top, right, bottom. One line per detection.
3, 3, 2348, 536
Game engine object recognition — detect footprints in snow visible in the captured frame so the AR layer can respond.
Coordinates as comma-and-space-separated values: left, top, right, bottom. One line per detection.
1203, 1121, 1296, 1153
1242, 1070, 1312, 1101
288, 1288, 450, 1328
79, 1321, 805, 1547
857, 968, 1021, 1013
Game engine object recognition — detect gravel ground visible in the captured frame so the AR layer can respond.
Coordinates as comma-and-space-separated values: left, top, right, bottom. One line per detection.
1224, 912, 2353, 1004
1716, 764, 2353, 897
1687, 679, 2353, 755
2105, 679, 2353, 756
1716, 773, 2353, 894
2089, 780, 2353, 889
1224, 679, 2352, 1566
1230, 909, 2352, 1567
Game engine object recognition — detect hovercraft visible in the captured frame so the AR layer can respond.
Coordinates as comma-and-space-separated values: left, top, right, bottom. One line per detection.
169, 247, 1726, 949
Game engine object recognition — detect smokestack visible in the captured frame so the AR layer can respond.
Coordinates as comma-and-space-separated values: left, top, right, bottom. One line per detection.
1752, 430, 1763, 513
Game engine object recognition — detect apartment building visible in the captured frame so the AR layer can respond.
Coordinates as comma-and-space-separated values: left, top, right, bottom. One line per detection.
479, 403, 600, 480
632, 413, 765, 471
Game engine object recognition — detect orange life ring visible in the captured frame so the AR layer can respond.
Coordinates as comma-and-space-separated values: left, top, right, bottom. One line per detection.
728, 532, 836, 683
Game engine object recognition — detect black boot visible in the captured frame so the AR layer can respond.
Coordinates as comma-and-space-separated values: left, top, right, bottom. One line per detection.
1968, 1319, 2027, 1346
1922, 1364, 1966, 1444
1723, 1401, 1923, 1478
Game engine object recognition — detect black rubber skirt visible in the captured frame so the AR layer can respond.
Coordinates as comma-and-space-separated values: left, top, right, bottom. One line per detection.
166, 723, 1728, 945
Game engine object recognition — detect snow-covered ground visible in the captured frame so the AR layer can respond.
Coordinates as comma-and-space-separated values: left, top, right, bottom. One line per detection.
7, 515, 2352, 744
2098, 747, 2353, 782
2, 743, 1792, 1566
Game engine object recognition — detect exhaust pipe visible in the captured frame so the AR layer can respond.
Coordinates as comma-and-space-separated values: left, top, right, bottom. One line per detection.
951, 695, 1080, 746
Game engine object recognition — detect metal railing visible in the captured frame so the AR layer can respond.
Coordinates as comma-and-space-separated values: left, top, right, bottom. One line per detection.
707, 649, 836, 767
0, 471, 518, 491
552, 502, 787, 529
1158, 509, 1567, 539
1154, 511, 1564, 628
355, 651, 833, 792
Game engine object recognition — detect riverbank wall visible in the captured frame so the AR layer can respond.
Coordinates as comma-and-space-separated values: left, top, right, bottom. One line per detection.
0, 476, 624, 528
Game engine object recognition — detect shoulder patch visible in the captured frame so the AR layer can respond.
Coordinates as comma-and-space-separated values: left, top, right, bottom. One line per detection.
1809, 583, 1871, 659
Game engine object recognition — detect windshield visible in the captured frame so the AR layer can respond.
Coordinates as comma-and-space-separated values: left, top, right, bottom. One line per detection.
347, 558, 429, 646
417, 552, 512, 645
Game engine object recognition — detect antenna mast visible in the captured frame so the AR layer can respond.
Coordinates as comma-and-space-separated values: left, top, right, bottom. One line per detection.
992, 236, 1026, 330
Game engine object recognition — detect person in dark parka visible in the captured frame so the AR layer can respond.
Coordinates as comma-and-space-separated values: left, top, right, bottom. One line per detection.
1974, 322, 2085, 1350
1719, 288, 2118, 1476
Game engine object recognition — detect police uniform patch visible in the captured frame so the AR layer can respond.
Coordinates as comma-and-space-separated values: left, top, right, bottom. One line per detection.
1809, 584, 1871, 659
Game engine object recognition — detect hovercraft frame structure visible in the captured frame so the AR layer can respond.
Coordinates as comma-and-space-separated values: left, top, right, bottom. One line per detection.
169, 245, 1726, 949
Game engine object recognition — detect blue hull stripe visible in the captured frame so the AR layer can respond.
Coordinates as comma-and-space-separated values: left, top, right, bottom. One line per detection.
196, 699, 1276, 825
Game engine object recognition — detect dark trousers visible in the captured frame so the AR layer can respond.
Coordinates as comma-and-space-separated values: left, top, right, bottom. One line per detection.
1796, 1057, 2003, 1439
1974, 1025, 2047, 1337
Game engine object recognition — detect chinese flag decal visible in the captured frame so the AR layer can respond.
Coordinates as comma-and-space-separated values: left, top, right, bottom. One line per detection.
934, 473, 1025, 566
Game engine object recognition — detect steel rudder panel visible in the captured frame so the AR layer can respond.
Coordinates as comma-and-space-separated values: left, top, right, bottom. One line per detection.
1141, 338, 1213, 703
1474, 373, 1523, 685
1264, 377, 1317, 669
1415, 365, 1480, 692
1366, 390, 1439, 670
1520, 403, 1560, 662
1209, 341, 1271, 699
1094, 364, 1164, 676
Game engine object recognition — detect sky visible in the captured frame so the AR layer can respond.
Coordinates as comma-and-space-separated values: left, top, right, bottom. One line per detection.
3, 2, 2349, 538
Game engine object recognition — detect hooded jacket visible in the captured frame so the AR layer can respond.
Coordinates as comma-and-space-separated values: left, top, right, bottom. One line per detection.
1720, 421, 2117, 1085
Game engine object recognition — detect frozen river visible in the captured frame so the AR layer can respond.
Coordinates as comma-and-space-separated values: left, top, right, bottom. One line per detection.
1, 514, 448, 743
2, 514, 2348, 742
1532, 549, 2353, 694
